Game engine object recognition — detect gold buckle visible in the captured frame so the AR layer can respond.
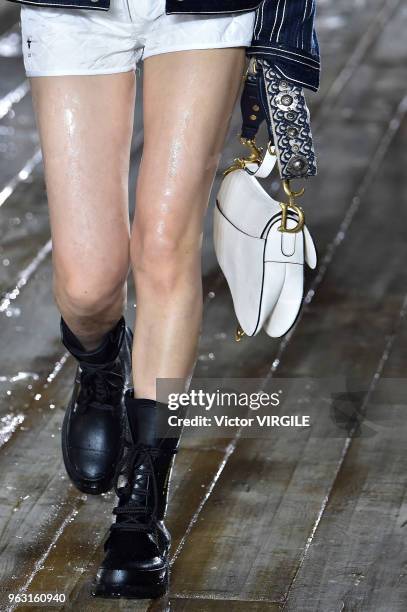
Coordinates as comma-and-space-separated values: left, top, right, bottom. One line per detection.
278, 180, 305, 234
243, 57, 258, 81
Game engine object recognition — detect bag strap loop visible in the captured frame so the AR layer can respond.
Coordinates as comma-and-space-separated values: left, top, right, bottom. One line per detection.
244, 146, 276, 178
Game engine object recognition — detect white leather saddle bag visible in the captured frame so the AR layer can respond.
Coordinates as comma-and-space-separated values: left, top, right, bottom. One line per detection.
213, 150, 317, 338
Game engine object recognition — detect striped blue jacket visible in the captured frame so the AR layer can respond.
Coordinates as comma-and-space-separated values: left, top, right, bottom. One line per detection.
250, 0, 320, 91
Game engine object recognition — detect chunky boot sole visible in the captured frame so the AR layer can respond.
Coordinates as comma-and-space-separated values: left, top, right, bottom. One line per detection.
92, 567, 168, 599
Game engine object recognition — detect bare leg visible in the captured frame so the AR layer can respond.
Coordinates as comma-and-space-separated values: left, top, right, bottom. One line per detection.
30, 73, 135, 349
131, 48, 246, 398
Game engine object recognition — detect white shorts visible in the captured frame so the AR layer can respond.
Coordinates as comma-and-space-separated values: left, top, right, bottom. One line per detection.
20, 0, 255, 77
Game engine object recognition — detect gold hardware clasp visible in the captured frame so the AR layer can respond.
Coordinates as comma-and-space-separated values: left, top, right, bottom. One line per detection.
235, 324, 245, 342
240, 137, 263, 164
278, 179, 305, 233
243, 57, 258, 81
249, 58, 258, 75
223, 137, 263, 176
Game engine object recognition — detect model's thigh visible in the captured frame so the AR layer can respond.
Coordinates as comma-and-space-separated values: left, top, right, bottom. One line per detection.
132, 48, 246, 259
30, 73, 135, 292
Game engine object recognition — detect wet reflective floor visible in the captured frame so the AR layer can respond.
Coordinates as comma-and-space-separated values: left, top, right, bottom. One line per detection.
0, 1, 407, 610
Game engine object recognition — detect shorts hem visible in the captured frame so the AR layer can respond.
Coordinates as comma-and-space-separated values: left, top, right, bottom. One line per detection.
143, 41, 249, 60
25, 65, 137, 77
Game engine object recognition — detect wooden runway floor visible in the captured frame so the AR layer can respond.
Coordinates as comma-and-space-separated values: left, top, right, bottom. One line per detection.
0, 0, 406, 610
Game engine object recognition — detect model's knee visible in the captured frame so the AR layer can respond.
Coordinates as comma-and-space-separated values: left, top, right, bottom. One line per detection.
131, 231, 199, 294
54, 270, 127, 319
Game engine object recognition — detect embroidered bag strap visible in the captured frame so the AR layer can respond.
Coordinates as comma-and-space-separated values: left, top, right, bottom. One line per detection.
240, 58, 317, 181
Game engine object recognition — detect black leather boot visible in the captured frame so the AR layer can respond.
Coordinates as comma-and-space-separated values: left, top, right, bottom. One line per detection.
93, 390, 181, 599
61, 317, 133, 495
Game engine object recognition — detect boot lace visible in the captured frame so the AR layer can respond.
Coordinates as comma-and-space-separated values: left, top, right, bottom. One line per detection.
77, 363, 123, 410
111, 441, 176, 533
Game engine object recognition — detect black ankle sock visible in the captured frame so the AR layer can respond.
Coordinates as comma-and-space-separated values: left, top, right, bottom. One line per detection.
60, 318, 86, 352
60, 316, 125, 365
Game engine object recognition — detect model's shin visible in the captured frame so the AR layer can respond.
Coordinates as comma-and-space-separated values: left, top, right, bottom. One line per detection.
131, 225, 203, 399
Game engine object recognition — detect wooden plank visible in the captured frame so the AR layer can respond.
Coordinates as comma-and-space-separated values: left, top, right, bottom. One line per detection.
169, 598, 281, 611
282, 121, 407, 612
285, 399, 407, 612
0, 362, 82, 602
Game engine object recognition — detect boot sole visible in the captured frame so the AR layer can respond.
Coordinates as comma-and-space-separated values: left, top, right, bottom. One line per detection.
92, 568, 168, 599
